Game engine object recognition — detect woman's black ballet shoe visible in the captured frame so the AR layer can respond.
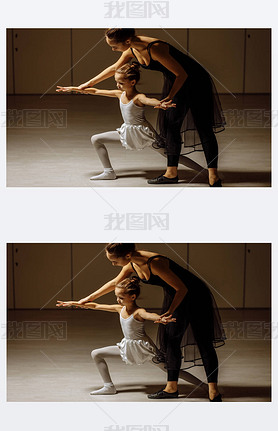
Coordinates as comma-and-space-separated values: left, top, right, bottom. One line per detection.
209, 393, 222, 402
147, 175, 179, 185
147, 389, 179, 399
209, 179, 222, 187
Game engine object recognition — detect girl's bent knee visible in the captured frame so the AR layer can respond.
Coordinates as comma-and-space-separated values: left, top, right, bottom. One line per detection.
91, 135, 98, 146
91, 135, 106, 150
91, 350, 100, 361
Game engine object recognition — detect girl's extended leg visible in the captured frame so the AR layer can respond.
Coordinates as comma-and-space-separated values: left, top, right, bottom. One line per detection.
90, 131, 121, 180
90, 345, 121, 394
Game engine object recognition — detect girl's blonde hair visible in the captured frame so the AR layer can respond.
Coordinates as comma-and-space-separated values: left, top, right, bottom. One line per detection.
116, 276, 141, 298
115, 63, 141, 83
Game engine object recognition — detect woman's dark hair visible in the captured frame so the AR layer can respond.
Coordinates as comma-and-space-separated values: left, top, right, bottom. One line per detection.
116, 62, 140, 83
116, 276, 141, 298
105, 243, 136, 257
105, 28, 136, 44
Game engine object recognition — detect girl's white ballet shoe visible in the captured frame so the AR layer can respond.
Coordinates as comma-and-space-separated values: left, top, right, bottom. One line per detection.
90, 384, 117, 395
90, 170, 117, 180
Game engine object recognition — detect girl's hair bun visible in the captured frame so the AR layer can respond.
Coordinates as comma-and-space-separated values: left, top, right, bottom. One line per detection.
115, 63, 141, 83
129, 275, 140, 286
130, 61, 140, 70
116, 276, 141, 298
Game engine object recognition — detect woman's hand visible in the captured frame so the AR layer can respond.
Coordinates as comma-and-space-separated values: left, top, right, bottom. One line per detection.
154, 313, 176, 325
78, 296, 92, 305
154, 99, 176, 110
77, 82, 92, 90
160, 96, 172, 103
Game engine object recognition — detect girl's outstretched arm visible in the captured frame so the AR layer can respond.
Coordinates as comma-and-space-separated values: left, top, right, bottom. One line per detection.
56, 86, 122, 99
56, 300, 121, 313
136, 308, 176, 325
136, 94, 176, 110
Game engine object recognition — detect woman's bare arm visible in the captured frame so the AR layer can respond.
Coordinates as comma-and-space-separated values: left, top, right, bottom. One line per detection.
150, 43, 188, 100
150, 257, 188, 315
78, 49, 134, 89
78, 262, 134, 304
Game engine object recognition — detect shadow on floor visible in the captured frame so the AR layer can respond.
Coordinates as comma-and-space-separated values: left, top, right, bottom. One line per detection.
220, 384, 271, 400
220, 171, 271, 185
87, 383, 271, 401
88, 169, 271, 186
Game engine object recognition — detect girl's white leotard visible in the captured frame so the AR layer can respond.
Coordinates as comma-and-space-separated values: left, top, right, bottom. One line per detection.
116, 306, 156, 365
116, 92, 158, 151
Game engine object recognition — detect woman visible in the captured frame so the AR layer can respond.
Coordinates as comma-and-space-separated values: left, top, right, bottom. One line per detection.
78, 28, 225, 186
78, 243, 226, 401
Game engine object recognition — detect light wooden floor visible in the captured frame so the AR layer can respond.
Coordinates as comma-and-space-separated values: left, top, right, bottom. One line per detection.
7, 309, 271, 402
6, 94, 271, 187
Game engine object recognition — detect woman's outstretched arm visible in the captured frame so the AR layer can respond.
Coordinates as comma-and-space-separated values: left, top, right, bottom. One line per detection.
78, 49, 134, 89
77, 262, 134, 304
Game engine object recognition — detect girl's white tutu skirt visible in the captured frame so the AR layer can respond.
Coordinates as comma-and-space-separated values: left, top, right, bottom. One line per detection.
116, 123, 157, 151
116, 337, 156, 365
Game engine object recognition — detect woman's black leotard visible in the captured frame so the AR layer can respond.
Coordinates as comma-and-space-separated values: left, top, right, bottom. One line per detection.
131, 255, 226, 382
131, 41, 226, 167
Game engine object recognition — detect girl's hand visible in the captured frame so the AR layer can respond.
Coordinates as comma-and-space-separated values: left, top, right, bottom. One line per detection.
154, 100, 176, 110
56, 86, 84, 93
154, 314, 176, 325
56, 300, 81, 308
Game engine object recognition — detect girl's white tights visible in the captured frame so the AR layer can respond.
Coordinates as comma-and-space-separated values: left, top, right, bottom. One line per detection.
90, 345, 208, 395
90, 131, 205, 181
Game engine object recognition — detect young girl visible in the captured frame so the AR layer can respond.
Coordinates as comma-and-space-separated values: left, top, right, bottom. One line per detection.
57, 63, 204, 181
57, 277, 207, 396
